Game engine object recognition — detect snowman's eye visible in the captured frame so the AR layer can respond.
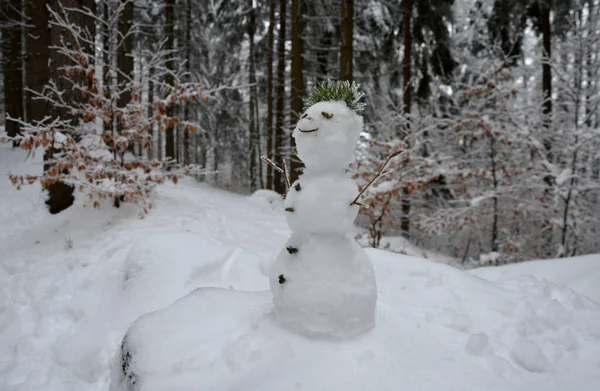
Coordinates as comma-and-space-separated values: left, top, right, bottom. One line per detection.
321, 112, 333, 119
302, 113, 308, 119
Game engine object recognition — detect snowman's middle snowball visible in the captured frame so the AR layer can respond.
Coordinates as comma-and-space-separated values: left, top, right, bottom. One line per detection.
285, 170, 359, 234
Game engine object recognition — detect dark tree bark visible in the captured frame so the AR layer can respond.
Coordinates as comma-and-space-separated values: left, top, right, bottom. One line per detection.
266, 0, 276, 190
117, 1, 134, 108
316, 30, 332, 83
25, 0, 50, 218
44, 0, 96, 214
540, 5, 553, 254
541, 5, 552, 138
248, 0, 259, 190
490, 137, 499, 252
289, 0, 304, 178
117, 0, 134, 154
183, 0, 192, 165
339, 0, 353, 82
273, 0, 287, 194
1, 0, 24, 146
164, 0, 175, 162
402, 0, 413, 116
25, 0, 49, 125
400, 0, 413, 239
147, 65, 154, 160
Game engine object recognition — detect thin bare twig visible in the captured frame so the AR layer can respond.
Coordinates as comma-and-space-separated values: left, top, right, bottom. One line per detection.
282, 158, 291, 188
260, 156, 283, 174
351, 150, 403, 206
260, 156, 292, 188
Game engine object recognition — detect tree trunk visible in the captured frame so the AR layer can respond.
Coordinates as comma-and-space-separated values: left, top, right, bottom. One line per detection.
316, 30, 332, 83
2, 0, 24, 146
290, 0, 304, 179
541, 6, 552, 129
400, 0, 413, 239
25, 0, 52, 211
118, 0, 134, 154
25, 0, 49, 125
402, 0, 413, 116
147, 64, 154, 160
44, 0, 96, 214
266, 0, 276, 189
490, 137, 499, 252
540, 5, 554, 254
273, 0, 287, 194
248, 0, 259, 190
339, 0, 353, 82
183, 0, 192, 166
164, 0, 175, 163
45, 0, 74, 214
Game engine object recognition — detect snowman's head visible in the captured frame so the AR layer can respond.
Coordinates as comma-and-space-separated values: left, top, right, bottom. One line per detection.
293, 101, 363, 171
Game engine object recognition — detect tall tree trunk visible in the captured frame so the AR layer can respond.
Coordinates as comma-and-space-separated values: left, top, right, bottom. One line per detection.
316, 30, 332, 83
266, 0, 276, 189
183, 0, 192, 166
339, 0, 353, 82
402, 0, 413, 116
540, 5, 554, 254
400, 0, 413, 239
147, 64, 154, 160
44, 0, 96, 214
118, 0, 134, 154
541, 6, 552, 129
2, 0, 24, 146
273, 0, 287, 194
164, 0, 175, 163
490, 137, 499, 252
25, 0, 49, 125
248, 0, 259, 190
25, 0, 51, 213
290, 0, 304, 179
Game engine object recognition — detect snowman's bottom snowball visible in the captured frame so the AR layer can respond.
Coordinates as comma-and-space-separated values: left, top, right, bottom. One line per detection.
270, 233, 377, 338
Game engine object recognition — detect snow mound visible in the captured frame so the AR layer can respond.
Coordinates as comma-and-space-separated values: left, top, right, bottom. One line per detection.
110, 250, 600, 391
471, 255, 600, 302
249, 189, 283, 210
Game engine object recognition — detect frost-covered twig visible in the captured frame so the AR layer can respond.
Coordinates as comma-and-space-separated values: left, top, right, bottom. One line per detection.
351, 150, 402, 206
282, 159, 291, 188
260, 156, 291, 188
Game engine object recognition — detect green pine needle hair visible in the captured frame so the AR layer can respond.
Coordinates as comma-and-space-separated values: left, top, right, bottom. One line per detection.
304, 80, 366, 112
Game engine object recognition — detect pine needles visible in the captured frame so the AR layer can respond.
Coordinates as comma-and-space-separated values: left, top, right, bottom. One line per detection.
304, 80, 366, 112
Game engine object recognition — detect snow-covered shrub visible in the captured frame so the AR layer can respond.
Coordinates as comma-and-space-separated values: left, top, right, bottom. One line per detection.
7, 1, 210, 213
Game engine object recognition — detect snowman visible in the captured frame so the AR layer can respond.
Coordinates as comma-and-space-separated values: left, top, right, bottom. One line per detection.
270, 81, 377, 338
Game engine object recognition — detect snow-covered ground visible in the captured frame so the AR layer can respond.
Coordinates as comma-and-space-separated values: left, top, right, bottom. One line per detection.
1, 141, 600, 390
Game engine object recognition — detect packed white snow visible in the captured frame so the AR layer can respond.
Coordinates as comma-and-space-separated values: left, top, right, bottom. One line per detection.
471, 255, 600, 303
292, 101, 363, 171
285, 171, 359, 234
1, 138, 600, 391
110, 249, 600, 391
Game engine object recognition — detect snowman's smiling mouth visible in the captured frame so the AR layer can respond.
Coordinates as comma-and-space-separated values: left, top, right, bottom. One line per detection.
298, 128, 318, 133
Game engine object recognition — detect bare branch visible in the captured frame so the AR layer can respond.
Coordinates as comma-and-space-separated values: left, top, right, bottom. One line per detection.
351, 150, 403, 206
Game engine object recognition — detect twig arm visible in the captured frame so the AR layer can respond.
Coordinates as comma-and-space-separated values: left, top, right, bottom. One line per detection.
350, 150, 402, 206
282, 159, 291, 188
260, 155, 291, 189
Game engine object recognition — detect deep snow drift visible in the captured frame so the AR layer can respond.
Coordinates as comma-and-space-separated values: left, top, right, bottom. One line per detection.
112, 250, 600, 391
1, 140, 600, 391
